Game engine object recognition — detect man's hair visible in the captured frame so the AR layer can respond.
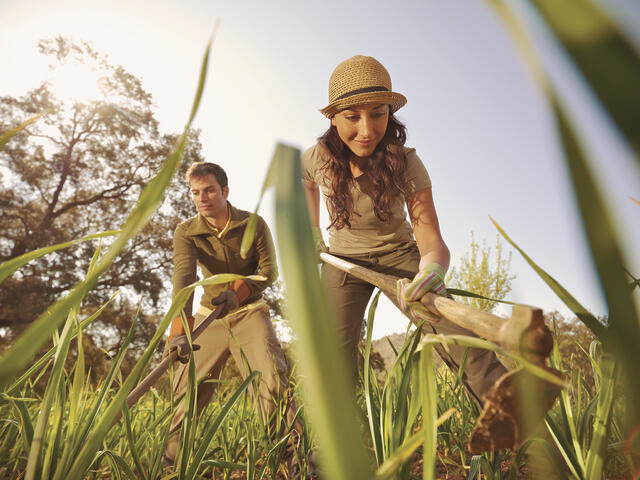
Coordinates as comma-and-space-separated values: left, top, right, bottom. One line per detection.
185, 162, 228, 188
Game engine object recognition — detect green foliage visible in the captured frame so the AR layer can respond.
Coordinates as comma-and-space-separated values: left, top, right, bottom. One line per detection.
0, 230, 119, 285
360, 291, 425, 477
268, 143, 372, 479
539, 325, 637, 480
531, 0, 640, 158
0, 345, 309, 479
2, 290, 631, 479
488, 0, 640, 442
549, 312, 598, 387
447, 231, 515, 312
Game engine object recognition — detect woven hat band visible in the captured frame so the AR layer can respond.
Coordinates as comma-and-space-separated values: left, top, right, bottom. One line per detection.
334, 86, 389, 102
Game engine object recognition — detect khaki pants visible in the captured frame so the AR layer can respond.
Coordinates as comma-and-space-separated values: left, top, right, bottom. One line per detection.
164, 301, 299, 460
322, 243, 506, 405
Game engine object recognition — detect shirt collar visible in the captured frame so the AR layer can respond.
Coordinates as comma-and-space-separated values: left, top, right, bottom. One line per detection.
185, 202, 250, 237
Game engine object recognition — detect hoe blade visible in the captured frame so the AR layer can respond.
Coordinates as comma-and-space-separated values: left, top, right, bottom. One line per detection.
469, 366, 562, 453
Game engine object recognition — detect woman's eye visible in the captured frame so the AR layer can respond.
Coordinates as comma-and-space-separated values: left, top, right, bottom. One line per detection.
346, 116, 358, 121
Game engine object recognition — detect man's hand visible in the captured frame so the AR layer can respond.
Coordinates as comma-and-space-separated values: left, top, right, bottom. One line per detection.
211, 289, 238, 317
167, 334, 200, 364
396, 263, 447, 323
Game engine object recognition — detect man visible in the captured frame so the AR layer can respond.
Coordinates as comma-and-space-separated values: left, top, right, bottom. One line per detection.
163, 162, 306, 474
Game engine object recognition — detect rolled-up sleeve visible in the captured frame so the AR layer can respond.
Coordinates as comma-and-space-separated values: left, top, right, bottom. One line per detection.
301, 145, 318, 183
403, 148, 432, 197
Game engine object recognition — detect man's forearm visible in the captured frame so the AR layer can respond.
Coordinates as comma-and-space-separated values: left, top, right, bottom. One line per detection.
172, 227, 199, 316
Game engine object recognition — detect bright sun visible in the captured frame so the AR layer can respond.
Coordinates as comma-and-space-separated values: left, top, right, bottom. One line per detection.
47, 60, 107, 105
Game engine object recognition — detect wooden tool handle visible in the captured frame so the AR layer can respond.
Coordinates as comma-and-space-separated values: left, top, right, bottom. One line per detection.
319, 252, 552, 361
112, 304, 225, 426
320, 252, 505, 338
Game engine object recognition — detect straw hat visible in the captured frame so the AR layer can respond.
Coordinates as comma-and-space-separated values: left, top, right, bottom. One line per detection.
320, 55, 407, 118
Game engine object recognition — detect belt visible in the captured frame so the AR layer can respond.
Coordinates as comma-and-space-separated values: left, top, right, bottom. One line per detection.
195, 299, 267, 319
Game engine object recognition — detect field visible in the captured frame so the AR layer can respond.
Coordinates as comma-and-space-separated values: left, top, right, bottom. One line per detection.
0, 301, 636, 479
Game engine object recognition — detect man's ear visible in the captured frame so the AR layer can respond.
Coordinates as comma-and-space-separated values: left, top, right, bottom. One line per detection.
222, 186, 229, 199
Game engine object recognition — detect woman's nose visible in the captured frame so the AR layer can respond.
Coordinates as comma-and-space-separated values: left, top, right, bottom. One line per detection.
359, 117, 373, 138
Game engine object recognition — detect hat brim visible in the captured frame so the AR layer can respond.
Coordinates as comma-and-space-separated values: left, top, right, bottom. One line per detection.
320, 91, 407, 118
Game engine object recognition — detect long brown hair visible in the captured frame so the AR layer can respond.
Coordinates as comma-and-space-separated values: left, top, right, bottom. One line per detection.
318, 113, 408, 230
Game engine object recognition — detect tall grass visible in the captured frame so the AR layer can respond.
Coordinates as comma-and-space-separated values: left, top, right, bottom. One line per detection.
269, 143, 372, 479
484, 0, 640, 477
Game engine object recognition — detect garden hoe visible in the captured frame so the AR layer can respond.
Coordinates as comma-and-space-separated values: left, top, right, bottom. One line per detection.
319, 252, 563, 453
111, 304, 225, 427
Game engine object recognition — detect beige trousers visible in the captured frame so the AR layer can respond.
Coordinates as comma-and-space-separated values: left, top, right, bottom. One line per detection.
164, 301, 299, 460
322, 243, 507, 405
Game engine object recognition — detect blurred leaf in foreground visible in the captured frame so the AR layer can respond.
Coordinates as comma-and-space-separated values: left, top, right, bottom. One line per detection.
532, 0, 640, 160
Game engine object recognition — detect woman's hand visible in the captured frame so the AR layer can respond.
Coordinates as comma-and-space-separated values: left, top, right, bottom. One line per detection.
312, 226, 328, 254
396, 263, 447, 323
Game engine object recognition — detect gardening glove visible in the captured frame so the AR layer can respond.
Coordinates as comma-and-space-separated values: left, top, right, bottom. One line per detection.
211, 288, 238, 317
311, 226, 328, 254
167, 334, 200, 364
164, 315, 198, 363
396, 263, 447, 323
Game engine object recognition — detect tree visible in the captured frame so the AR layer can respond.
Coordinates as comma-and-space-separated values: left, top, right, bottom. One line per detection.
0, 37, 204, 359
446, 231, 515, 312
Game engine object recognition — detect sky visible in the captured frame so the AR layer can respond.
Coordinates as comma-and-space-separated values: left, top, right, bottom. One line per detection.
1, 0, 639, 339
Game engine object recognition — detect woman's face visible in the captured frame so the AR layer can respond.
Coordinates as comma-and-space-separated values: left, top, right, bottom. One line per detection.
331, 103, 389, 159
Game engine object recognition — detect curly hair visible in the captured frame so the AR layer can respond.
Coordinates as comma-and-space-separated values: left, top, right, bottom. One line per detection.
318, 113, 408, 230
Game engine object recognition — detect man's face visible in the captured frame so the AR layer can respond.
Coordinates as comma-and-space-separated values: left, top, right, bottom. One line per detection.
189, 174, 229, 220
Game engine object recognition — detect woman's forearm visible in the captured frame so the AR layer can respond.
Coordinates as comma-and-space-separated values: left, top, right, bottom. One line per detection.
303, 180, 321, 227
418, 244, 450, 272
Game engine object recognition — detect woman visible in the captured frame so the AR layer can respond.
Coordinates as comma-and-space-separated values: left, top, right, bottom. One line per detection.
302, 55, 506, 404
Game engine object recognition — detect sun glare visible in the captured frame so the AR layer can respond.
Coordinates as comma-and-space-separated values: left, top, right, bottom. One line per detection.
47, 61, 106, 105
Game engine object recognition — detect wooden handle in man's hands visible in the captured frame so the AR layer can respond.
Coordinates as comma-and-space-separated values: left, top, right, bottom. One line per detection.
110, 303, 226, 427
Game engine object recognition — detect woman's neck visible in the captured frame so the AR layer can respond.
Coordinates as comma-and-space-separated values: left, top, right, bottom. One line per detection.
349, 154, 369, 178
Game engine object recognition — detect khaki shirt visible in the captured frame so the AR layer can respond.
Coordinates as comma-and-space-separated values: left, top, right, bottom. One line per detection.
301, 143, 431, 255
172, 202, 276, 316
